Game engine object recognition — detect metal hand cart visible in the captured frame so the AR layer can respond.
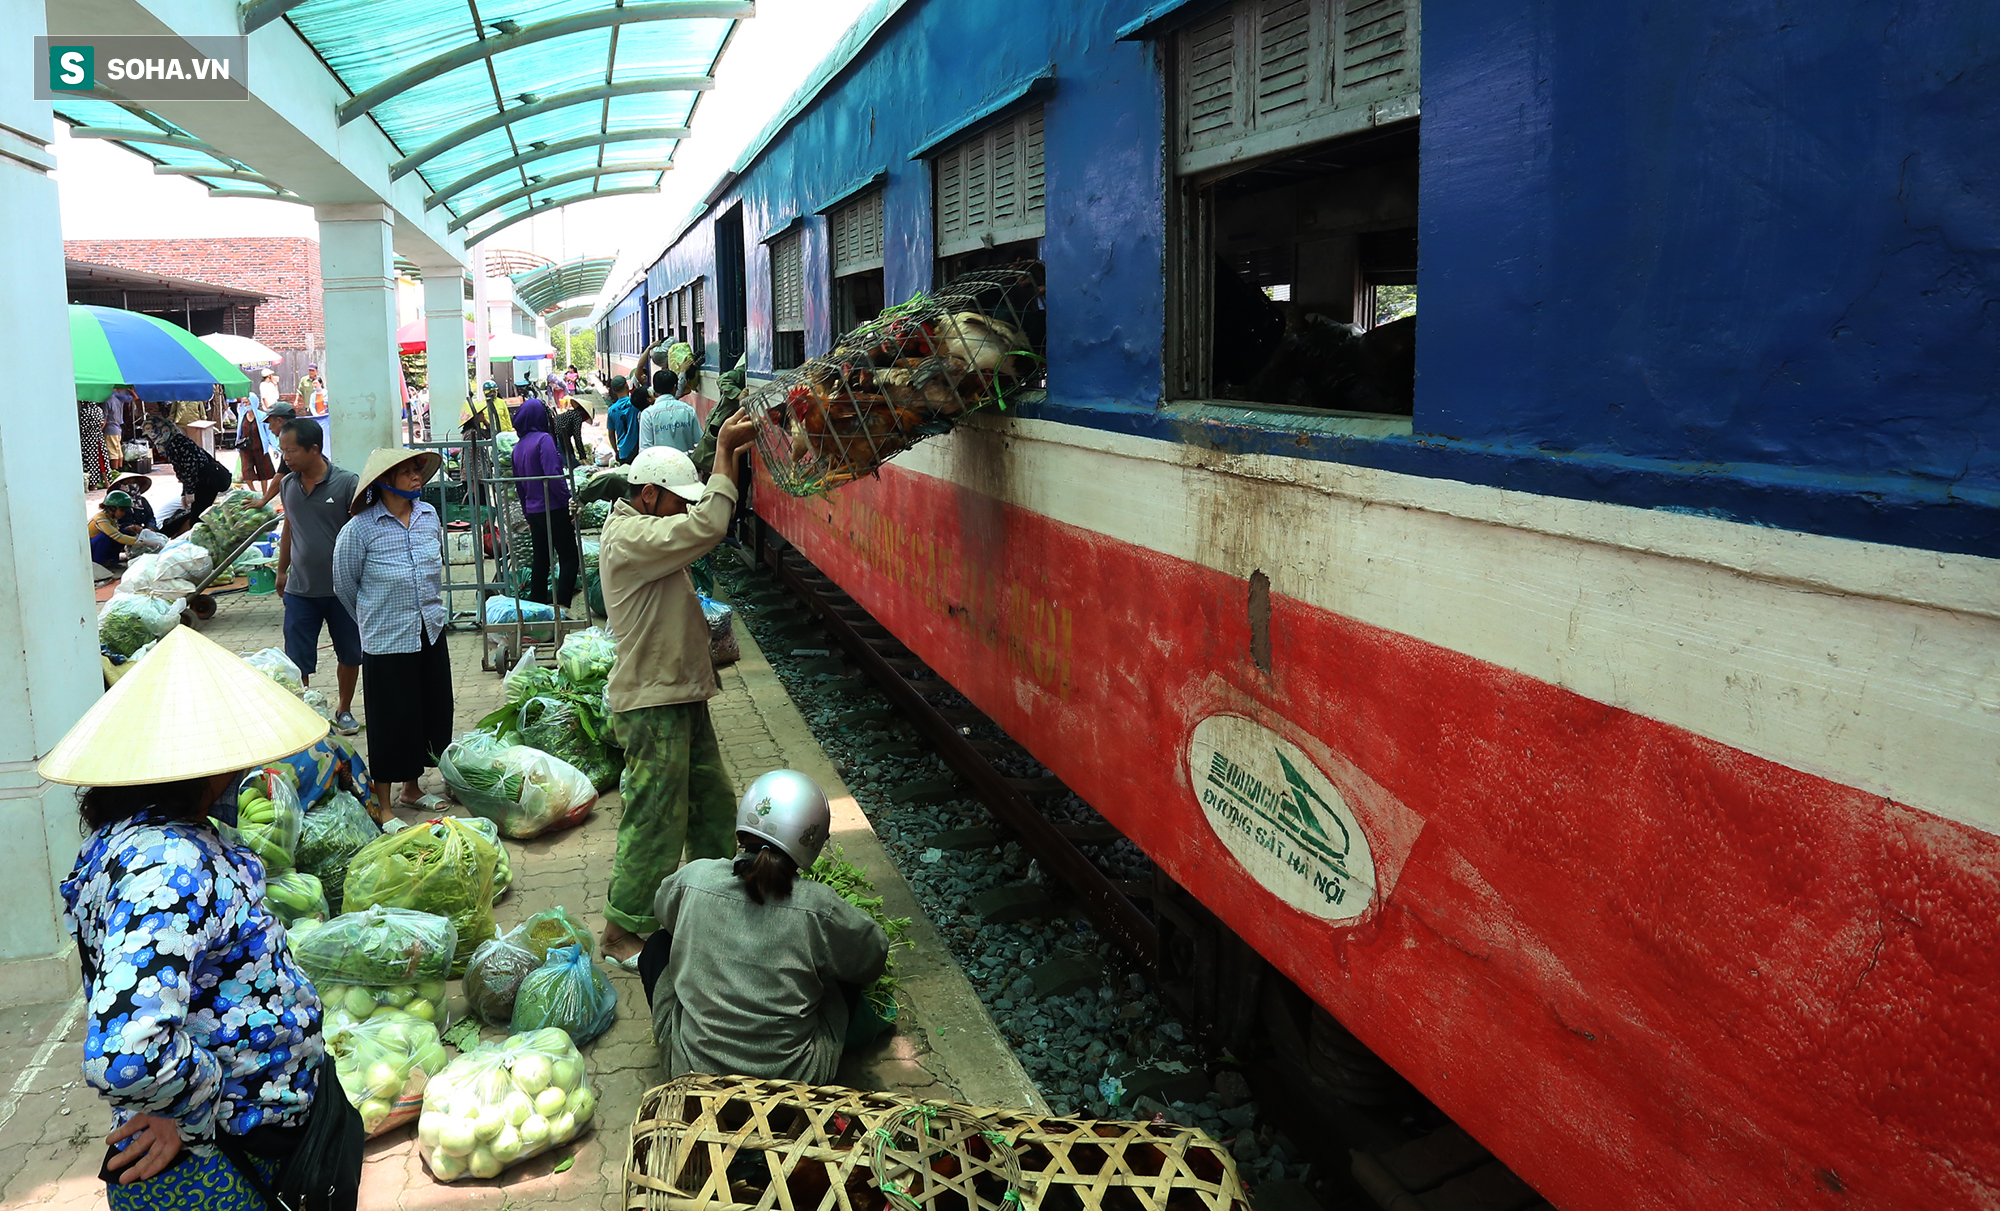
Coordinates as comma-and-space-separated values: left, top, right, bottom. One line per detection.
184, 521, 279, 621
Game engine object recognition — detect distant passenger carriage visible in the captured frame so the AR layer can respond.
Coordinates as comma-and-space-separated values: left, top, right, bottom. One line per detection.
594, 3, 2000, 1208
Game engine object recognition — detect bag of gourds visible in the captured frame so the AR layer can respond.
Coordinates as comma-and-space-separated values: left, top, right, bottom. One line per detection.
749, 262, 1044, 494
342, 818, 498, 973
290, 905, 457, 1029
328, 1008, 452, 1136
417, 1028, 597, 1182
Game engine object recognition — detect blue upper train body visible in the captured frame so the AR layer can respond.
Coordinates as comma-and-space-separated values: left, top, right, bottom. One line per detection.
600, 0, 1999, 557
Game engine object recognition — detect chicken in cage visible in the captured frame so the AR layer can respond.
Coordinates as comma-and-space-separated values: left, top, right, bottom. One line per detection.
750, 263, 1045, 495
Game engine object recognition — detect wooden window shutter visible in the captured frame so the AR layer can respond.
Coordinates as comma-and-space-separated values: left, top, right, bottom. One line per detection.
692, 277, 704, 321
772, 231, 805, 332
830, 189, 884, 276
933, 105, 1047, 259
1175, 0, 1417, 176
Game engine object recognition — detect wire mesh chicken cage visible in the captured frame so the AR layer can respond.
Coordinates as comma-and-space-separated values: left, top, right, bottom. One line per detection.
749, 263, 1045, 496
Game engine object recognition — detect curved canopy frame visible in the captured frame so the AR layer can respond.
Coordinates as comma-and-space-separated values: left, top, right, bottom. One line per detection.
389, 78, 713, 182
336, 1, 752, 126
54, 97, 282, 197
69, 127, 223, 156
152, 166, 292, 191
446, 163, 675, 233
422, 127, 691, 210
513, 257, 617, 316
466, 187, 662, 247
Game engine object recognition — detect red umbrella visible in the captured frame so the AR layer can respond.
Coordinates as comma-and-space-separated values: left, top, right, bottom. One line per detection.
395, 317, 478, 353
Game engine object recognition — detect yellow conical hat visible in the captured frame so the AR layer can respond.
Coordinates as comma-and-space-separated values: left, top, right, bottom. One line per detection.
39, 627, 329, 786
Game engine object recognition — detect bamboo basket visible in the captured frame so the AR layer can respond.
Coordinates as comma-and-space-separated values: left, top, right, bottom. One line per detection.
748, 263, 1045, 497
622, 1077, 1248, 1211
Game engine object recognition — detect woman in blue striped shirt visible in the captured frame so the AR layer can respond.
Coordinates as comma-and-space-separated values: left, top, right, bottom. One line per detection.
332, 449, 452, 819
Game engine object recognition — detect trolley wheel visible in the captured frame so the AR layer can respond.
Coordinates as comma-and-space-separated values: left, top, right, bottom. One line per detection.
189, 594, 217, 621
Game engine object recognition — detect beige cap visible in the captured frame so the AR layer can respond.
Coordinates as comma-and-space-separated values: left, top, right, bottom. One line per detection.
38, 627, 329, 786
350, 447, 444, 514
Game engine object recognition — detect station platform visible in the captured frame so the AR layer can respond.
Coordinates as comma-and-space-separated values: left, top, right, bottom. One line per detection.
0, 580, 1034, 1208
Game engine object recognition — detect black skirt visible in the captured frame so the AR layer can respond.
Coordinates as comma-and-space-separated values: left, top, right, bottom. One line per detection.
360, 628, 453, 783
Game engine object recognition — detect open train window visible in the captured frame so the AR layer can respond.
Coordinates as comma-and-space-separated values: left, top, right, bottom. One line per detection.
1165, 0, 1421, 416
829, 188, 886, 334
715, 207, 748, 370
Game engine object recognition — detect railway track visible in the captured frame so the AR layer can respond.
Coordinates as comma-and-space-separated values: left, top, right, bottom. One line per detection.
726, 527, 1554, 1211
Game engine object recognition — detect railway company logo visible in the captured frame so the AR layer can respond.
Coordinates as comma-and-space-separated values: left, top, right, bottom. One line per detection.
1187, 715, 1375, 921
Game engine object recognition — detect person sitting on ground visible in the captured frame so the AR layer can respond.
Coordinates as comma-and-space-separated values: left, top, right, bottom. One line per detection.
595, 413, 757, 963
89, 491, 143, 572
142, 414, 237, 537
107, 473, 158, 534
640, 770, 888, 1083
44, 626, 344, 1208
273, 417, 365, 736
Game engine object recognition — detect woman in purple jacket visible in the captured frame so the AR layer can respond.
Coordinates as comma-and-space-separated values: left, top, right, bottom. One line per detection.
510, 397, 578, 609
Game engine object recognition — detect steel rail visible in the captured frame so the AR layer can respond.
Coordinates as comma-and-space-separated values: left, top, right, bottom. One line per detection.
337, 2, 753, 126
759, 537, 1161, 969
390, 78, 712, 181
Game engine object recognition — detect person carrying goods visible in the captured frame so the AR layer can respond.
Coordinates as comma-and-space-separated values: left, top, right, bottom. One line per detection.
89, 491, 143, 572
593, 410, 758, 963
639, 770, 889, 1083
142, 415, 237, 537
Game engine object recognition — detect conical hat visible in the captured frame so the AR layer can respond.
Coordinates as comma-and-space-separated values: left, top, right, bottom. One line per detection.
39, 627, 329, 786
350, 447, 443, 514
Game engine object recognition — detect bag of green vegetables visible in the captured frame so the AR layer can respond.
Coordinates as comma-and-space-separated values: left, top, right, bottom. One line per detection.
296, 791, 379, 913
266, 871, 329, 928
438, 732, 597, 839
416, 1028, 597, 1181
510, 944, 617, 1046
290, 905, 456, 1027
214, 766, 304, 876
462, 909, 595, 1027
328, 1008, 451, 1136
343, 818, 497, 973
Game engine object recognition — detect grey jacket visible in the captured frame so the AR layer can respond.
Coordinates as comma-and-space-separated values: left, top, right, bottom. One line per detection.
650, 859, 888, 1084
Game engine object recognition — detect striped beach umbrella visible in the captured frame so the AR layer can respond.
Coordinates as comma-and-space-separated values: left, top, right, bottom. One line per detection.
69, 305, 255, 403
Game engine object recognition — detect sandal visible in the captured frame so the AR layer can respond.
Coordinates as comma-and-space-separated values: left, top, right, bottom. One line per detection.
399, 792, 447, 812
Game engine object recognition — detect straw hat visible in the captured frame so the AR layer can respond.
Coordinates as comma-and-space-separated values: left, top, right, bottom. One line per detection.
38, 628, 328, 786
350, 447, 443, 514
108, 472, 153, 495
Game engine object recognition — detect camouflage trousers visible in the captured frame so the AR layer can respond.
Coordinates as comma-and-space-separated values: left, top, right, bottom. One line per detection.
605, 701, 738, 934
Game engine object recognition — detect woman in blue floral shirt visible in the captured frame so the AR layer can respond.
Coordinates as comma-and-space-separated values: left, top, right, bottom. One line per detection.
42, 626, 336, 1209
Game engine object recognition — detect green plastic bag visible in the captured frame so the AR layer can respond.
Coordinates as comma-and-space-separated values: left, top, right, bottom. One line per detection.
296, 791, 379, 913
343, 818, 498, 974
290, 905, 456, 990
463, 908, 596, 1027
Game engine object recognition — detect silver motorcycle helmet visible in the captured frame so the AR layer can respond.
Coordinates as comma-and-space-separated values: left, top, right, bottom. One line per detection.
736, 769, 831, 868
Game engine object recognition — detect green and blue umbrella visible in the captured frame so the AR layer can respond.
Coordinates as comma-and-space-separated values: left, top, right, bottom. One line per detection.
69, 304, 254, 403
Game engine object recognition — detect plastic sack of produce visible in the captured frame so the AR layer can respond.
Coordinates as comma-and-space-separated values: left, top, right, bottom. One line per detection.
509, 944, 617, 1045
121, 543, 209, 599
291, 905, 456, 988
97, 593, 182, 657
575, 500, 611, 531
503, 650, 558, 705
700, 593, 739, 666
317, 975, 452, 1032
343, 818, 498, 972
328, 1009, 451, 1137
218, 766, 305, 876
484, 595, 557, 641
242, 647, 306, 696
266, 871, 329, 927
134, 528, 170, 552
515, 697, 620, 793
416, 1027, 597, 1181
463, 908, 595, 1026
455, 815, 512, 901
493, 430, 518, 461
439, 733, 596, 839
297, 791, 380, 913
187, 487, 278, 557
555, 627, 617, 688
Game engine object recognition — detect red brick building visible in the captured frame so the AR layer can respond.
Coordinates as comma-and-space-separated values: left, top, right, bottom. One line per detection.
64, 237, 323, 353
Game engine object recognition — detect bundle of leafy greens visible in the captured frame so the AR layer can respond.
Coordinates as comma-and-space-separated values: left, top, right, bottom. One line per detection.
804, 844, 912, 1015
296, 791, 380, 913
291, 905, 458, 988
342, 818, 497, 973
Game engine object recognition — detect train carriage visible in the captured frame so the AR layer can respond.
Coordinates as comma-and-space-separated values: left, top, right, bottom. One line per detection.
598, 2, 2000, 1208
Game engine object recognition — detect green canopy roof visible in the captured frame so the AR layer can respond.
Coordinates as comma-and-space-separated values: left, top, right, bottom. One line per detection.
512, 256, 616, 316
277, 0, 749, 244
51, 97, 295, 199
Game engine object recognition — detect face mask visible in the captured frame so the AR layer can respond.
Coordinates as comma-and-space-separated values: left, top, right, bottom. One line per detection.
384, 484, 424, 501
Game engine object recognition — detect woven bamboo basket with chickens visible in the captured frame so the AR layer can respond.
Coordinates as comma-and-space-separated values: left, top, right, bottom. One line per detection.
750, 263, 1044, 495
623, 1076, 1248, 1211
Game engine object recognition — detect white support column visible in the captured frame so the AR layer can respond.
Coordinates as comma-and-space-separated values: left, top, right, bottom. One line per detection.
417, 262, 468, 441
0, 0, 105, 1006
314, 204, 401, 464
470, 246, 491, 391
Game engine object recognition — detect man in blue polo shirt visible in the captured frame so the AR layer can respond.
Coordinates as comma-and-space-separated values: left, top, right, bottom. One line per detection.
273, 417, 364, 734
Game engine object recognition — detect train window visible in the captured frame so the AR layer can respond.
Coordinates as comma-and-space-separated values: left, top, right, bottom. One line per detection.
691, 277, 706, 367
770, 228, 806, 370
715, 207, 748, 370
933, 106, 1045, 266
830, 189, 886, 332
1167, 0, 1421, 415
